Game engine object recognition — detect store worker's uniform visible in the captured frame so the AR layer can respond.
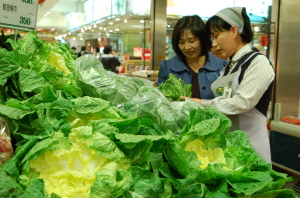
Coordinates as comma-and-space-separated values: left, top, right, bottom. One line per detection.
202, 45, 275, 163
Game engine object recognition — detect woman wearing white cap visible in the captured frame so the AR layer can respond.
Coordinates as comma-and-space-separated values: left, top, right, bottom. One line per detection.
181, 7, 275, 163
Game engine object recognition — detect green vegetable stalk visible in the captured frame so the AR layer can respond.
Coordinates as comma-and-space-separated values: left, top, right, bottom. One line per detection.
157, 74, 192, 101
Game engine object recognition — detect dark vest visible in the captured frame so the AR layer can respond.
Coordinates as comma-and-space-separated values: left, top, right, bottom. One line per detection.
224, 51, 274, 117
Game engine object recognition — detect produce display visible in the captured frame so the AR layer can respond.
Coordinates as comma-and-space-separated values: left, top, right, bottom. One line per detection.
0, 31, 298, 198
0, 30, 21, 51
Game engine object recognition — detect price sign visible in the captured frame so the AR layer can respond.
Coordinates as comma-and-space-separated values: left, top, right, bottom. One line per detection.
0, 0, 38, 30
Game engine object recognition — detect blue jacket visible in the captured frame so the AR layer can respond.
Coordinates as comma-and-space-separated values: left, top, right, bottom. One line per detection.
157, 52, 228, 99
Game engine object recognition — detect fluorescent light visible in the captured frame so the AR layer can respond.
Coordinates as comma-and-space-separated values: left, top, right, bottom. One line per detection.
124, 19, 128, 23
140, 20, 145, 23
115, 18, 120, 21
109, 22, 113, 25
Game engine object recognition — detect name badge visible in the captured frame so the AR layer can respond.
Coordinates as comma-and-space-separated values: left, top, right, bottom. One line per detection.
223, 87, 232, 98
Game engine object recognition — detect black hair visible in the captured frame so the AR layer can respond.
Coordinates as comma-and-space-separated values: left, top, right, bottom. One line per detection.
251, 47, 259, 52
103, 45, 112, 54
95, 47, 100, 53
172, 15, 212, 60
71, 46, 76, 50
205, 7, 253, 43
81, 46, 86, 51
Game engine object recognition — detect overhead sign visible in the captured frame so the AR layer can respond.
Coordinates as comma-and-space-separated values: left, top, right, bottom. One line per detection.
0, 0, 38, 30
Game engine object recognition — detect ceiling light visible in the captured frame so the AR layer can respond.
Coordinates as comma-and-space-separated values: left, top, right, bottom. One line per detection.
81, 29, 84, 33
98, 38, 101, 41
47, 11, 50, 14
109, 22, 113, 25
167, 25, 170, 27
109, 30, 113, 32
80, 37, 83, 40
254, 27, 259, 32
99, 27, 103, 29
115, 18, 120, 21
94, 24, 97, 28
140, 20, 145, 23
68, 32, 71, 35
124, 19, 128, 23
115, 28, 119, 31
104, 28, 107, 30
73, 37, 75, 40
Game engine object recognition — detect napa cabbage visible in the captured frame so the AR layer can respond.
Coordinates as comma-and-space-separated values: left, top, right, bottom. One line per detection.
157, 73, 192, 101
24, 127, 130, 198
185, 139, 226, 169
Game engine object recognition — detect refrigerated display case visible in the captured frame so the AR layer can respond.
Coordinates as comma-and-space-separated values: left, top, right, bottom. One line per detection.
270, 0, 300, 178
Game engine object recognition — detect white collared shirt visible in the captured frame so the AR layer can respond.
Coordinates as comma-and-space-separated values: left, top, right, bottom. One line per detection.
202, 44, 275, 115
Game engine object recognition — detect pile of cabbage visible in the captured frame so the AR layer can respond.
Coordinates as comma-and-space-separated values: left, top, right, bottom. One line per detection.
0, 31, 298, 198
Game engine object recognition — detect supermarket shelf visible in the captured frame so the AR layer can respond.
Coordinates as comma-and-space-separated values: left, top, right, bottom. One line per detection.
272, 162, 300, 177
270, 121, 300, 138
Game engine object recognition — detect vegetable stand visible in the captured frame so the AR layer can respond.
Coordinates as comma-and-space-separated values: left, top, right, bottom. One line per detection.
0, 31, 298, 197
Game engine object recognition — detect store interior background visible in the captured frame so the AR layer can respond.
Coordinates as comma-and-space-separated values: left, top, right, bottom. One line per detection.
7, 0, 273, 70
1, 0, 300, 194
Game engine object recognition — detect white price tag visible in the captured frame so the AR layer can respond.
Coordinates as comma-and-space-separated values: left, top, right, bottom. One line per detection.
0, 0, 38, 30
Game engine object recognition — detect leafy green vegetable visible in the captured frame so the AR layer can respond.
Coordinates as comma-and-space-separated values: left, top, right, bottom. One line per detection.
0, 30, 21, 51
157, 73, 192, 101
0, 31, 298, 198
21, 129, 129, 197
75, 55, 153, 106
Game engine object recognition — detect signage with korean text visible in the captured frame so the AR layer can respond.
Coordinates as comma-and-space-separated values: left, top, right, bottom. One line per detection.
0, 0, 38, 30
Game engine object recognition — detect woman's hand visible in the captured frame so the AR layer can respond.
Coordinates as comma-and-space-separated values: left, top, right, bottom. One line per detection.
180, 96, 202, 104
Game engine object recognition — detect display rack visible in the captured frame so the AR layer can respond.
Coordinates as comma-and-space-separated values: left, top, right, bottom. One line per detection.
271, 103, 300, 176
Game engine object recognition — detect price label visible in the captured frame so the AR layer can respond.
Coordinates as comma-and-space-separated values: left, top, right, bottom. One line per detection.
0, 0, 38, 30
21, 0, 33, 4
